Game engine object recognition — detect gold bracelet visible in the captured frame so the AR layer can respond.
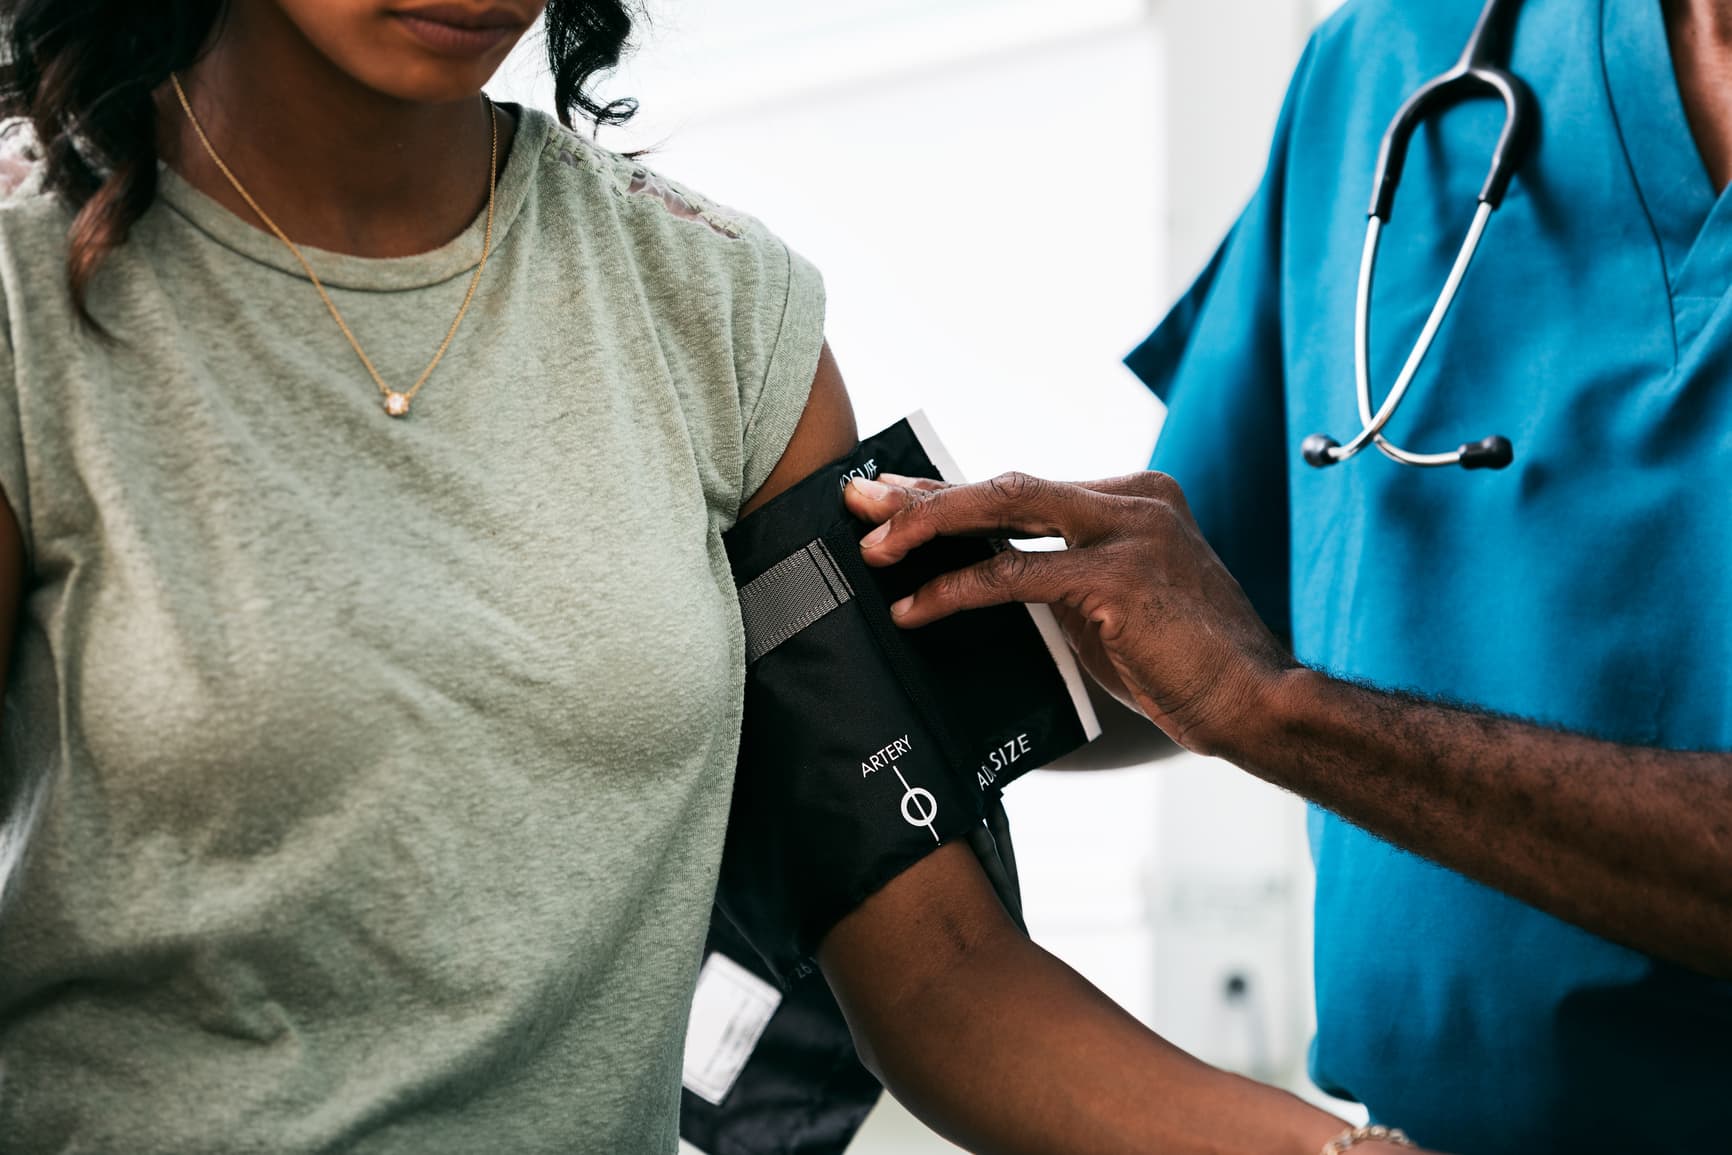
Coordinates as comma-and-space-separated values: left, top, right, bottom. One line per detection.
1322, 1125, 1415, 1154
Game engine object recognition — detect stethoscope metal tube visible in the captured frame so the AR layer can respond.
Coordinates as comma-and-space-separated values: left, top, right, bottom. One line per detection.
1304, 0, 1533, 473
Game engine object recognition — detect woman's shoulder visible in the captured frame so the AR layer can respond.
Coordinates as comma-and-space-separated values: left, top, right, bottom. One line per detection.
526, 112, 826, 507
530, 113, 791, 276
528, 107, 823, 353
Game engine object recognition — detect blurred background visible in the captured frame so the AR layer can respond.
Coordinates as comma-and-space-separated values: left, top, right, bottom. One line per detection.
491, 0, 1354, 1148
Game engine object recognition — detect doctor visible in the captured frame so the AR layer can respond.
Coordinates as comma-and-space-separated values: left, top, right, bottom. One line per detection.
847, 0, 1732, 1152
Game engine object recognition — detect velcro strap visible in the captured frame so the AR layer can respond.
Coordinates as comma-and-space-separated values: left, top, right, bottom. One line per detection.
738, 540, 855, 665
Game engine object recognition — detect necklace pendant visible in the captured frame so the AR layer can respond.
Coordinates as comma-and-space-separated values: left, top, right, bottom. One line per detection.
384, 392, 411, 418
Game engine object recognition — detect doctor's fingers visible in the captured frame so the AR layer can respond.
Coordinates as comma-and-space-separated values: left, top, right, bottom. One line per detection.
874, 473, 949, 493
1073, 471, 1191, 507
841, 474, 946, 531
853, 472, 1128, 565
873, 471, 1181, 501
887, 545, 1110, 628
843, 475, 946, 531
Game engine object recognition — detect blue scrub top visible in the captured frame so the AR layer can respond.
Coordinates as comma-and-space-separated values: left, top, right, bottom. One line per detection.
1127, 1, 1732, 1150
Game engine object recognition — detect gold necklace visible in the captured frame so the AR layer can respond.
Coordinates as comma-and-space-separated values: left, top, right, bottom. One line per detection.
169, 74, 498, 419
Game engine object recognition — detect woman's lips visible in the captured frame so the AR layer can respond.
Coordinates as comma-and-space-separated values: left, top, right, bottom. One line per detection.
391, 7, 524, 55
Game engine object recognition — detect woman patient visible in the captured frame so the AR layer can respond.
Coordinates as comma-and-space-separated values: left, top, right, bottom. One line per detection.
0, 2, 1417, 1152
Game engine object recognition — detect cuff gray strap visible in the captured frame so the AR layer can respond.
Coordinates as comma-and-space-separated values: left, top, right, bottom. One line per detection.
738, 540, 855, 665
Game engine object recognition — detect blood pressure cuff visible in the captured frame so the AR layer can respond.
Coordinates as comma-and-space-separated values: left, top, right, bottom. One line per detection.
714, 412, 1100, 979
680, 912, 884, 1155
679, 414, 1100, 1154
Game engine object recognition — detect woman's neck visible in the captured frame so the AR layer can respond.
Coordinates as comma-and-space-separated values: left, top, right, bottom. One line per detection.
159, 2, 514, 259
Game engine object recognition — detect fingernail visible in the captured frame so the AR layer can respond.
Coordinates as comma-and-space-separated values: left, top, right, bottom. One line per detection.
890, 596, 914, 620
850, 478, 892, 500
861, 524, 890, 548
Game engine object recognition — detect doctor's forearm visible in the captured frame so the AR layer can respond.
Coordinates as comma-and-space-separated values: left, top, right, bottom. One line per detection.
839, 471, 1732, 970
1241, 669, 1732, 979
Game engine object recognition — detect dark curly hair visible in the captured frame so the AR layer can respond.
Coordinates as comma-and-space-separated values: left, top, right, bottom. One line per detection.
0, 0, 637, 325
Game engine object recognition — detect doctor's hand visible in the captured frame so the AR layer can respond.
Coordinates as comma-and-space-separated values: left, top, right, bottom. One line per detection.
845, 471, 1295, 758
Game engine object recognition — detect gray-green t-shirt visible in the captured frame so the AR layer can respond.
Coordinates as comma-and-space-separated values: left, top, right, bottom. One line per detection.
0, 108, 824, 1153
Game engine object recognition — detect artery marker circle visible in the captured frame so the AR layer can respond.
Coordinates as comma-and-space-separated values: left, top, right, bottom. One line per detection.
901, 787, 938, 828
893, 766, 941, 843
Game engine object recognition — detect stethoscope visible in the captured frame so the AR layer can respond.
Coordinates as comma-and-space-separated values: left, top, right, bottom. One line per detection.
1303, 0, 1536, 471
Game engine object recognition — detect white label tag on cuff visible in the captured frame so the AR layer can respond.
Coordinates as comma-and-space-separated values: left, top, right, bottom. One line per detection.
682, 952, 784, 1106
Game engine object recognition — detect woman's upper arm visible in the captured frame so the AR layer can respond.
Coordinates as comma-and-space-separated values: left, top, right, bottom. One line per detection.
738, 344, 1023, 1019
736, 339, 1029, 1006
740, 341, 857, 518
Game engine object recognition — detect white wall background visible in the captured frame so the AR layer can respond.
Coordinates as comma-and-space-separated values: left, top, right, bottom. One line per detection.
494, 0, 1355, 1148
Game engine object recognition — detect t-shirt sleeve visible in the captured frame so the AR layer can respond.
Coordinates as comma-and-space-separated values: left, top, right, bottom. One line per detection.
607, 158, 828, 520
1122, 39, 1316, 639
735, 231, 826, 504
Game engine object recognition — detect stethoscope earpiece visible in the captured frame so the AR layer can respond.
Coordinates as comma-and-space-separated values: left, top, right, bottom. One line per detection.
1458, 435, 1514, 470
1304, 431, 1516, 471
1302, 434, 1344, 468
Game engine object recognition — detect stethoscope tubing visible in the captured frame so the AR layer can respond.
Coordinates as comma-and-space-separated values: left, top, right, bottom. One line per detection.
1331, 202, 1494, 467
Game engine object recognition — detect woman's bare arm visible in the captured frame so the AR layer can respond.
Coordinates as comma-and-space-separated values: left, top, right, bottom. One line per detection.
820, 844, 1357, 1155
738, 341, 857, 517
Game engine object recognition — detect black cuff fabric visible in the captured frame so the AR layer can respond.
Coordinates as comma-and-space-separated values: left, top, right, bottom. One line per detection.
715, 417, 1094, 980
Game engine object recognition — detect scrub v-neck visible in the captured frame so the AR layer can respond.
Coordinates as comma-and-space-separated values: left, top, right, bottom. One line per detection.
1604, 0, 1732, 346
